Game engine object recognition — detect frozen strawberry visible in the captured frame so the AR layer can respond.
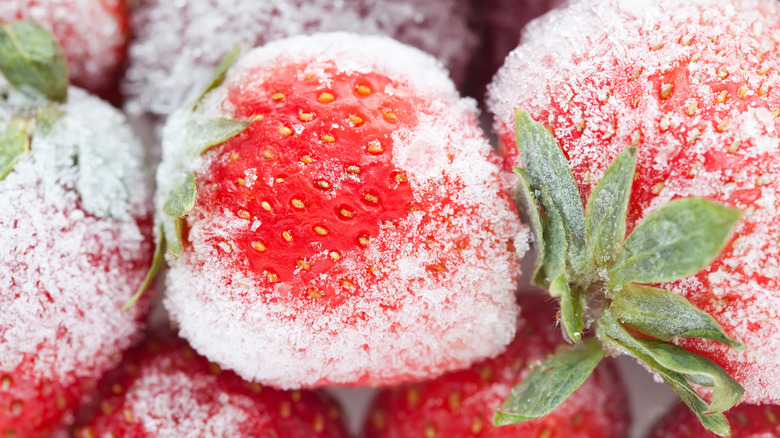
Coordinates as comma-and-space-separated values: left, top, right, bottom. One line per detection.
0, 0, 129, 99
151, 33, 527, 389
363, 293, 631, 438
0, 22, 152, 436
648, 403, 780, 437
487, 0, 780, 435
124, 0, 476, 120
74, 332, 349, 437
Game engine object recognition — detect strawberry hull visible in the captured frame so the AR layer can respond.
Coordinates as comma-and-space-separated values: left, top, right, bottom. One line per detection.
157, 33, 528, 389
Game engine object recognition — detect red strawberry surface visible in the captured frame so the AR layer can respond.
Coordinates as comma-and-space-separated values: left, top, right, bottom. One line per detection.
0, 0, 128, 99
363, 293, 632, 438
124, 0, 475, 119
0, 23, 153, 436
157, 33, 527, 389
488, 0, 780, 404
74, 332, 349, 437
648, 403, 780, 437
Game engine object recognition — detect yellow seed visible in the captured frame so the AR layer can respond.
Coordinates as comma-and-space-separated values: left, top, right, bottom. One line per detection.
272, 92, 285, 101
79, 427, 95, 438
261, 201, 272, 211
470, 417, 483, 434
304, 73, 317, 80
686, 100, 698, 116
739, 85, 749, 98
407, 388, 420, 406
346, 165, 361, 174
372, 411, 387, 430
728, 141, 741, 154
629, 68, 642, 81
282, 231, 292, 242
314, 225, 329, 236
280, 401, 292, 418
358, 236, 370, 247
348, 114, 363, 125
367, 141, 383, 154
249, 381, 262, 394
716, 90, 728, 103
538, 427, 552, 438
279, 125, 292, 136
429, 264, 447, 273
341, 279, 356, 289
307, 289, 324, 299
292, 198, 306, 209
266, 271, 280, 283
356, 85, 372, 96
318, 92, 335, 103
447, 391, 461, 410
659, 115, 671, 131
717, 66, 729, 80
424, 424, 436, 438
236, 178, 246, 187
275, 177, 285, 183
313, 413, 325, 433
660, 83, 673, 99
571, 412, 585, 427
382, 110, 397, 121
316, 180, 331, 190
252, 240, 267, 252
759, 84, 770, 97
393, 173, 408, 182
652, 181, 666, 195
262, 150, 275, 160
297, 259, 311, 270
765, 408, 777, 424
1, 375, 11, 391
479, 366, 493, 381
209, 362, 222, 375
339, 208, 354, 218
300, 155, 314, 164
299, 112, 313, 121
364, 193, 379, 203
717, 117, 729, 132
329, 251, 342, 261
229, 152, 240, 161
237, 210, 251, 220
112, 384, 123, 394
291, 390, 302, 402
321, 133, 336, 143
123, 408, 134, 424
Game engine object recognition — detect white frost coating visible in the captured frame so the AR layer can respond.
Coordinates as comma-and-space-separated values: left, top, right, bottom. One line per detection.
0, 0, 125, 92
159, 34, 528, 388
124, 0, 476, 118
0, 80, 151, 391
128, 371, 254, 437
488, 0, 780, 403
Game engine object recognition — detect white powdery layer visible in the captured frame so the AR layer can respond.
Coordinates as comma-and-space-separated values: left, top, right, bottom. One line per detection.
124, 0, 475, 118
160, 33, 528, 388
0, 0, 124, 91
0, 84, 151, 387
127, 370, 256, 436
488, 0, 780, 402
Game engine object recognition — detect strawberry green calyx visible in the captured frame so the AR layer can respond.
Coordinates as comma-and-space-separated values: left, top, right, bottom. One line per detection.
499, 109, 744, 437
0, 21, 68, 103
0, 118, 28, 180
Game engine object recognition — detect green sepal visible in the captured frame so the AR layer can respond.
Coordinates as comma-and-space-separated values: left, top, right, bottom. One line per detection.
163, 172, 197, 218
514, 168, 545, 282
161, 215, 184, 260
0, 118, 29, 180
122, 225, 165, 311
494, 338, 604, 426
189, 117, 253, 156
552, 275, 584, 343
514, 109, 587, 275
35, 105, 64, 136
611, 283, 745, 350
0, 21, 68, 102
585, 145, 637, 267
534, 188, 568, 287
192, 43, 241, 110
608, 198, 741, 288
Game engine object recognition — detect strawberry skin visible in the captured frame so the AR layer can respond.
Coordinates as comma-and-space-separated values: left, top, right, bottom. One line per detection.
75, 332, 349, 437
363, 293, 632, 438
488, 0, 780, 404
157, 33, 526, 389
648, 403, 780, 437
0, 0, 128, 100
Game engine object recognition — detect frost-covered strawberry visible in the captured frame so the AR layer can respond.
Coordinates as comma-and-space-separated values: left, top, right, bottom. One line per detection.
124, 0, 476, 120
363, 293, 631, 438
151, 33, 527, 389
0, 22, 152, 436
648, 402, 780, 438
74, 332, 349, 437
0, 0, 128, 99
487, 0, 780, 435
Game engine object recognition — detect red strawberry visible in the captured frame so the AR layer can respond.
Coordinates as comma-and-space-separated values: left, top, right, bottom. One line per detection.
487, 0, 780, 434
363, 293, 632, 438
153, 33, 526, 389
648, 403, 780, 437
0, 0, 129, 100
125, 0, 475, 119
0, 22, 152, 436
74, 332, 349, 437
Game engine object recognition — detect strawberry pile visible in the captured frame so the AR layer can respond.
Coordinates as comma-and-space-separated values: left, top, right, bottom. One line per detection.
0, 0, 129, 99
0, 22, 152, 435
155, 32, 526, 389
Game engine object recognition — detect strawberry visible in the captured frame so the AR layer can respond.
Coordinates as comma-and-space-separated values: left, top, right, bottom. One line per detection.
149, 33, 527, 389
124, 0, 476, 119
363, 293, 632, 438
0, 0, 129, 100
648, 403, 780, 437
74, 332, 349, 437
486, 0, 780, 435
0, 22, 152, 436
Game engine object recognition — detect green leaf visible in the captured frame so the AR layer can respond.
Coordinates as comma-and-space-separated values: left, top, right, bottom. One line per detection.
161, 215, 184, 260
552, 275, 584, 343
608, 198, 741, 288
514, 109, 587, 275
514, 168, 545, 281
494, 338, 604, 426
611, 283, 745, 350
585, 145, 637, 267
0, 21, 68, 102
0, 118, 29, 180
163, 172, 197, 218
188, 117, 253, 156
35, 105, 64, 136
192, 43, 241, 110
122, 226, 165, 311
533, 188, 568, 287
